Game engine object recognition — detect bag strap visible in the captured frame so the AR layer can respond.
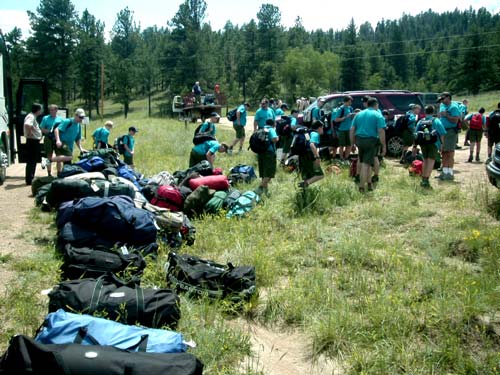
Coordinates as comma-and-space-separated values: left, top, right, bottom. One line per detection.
135, 286, 145, 324
89, 277, 105, 313
126, 334, 149, 352
74, 327, 102, 345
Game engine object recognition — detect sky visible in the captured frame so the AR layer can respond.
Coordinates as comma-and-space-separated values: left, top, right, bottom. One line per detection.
1, 0, 499, 39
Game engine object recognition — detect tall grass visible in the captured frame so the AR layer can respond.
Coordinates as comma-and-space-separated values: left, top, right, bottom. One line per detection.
1, 93, 499, 374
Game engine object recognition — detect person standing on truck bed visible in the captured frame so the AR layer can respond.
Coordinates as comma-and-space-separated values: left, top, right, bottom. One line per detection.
23, 103, 43, 185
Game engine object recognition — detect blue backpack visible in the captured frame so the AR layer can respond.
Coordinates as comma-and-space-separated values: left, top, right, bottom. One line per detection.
36, 309, 187, 353
75, 156, 106, 172
118, 165, 143, 189
230, 164, 257, 179
226, 190, 260, 218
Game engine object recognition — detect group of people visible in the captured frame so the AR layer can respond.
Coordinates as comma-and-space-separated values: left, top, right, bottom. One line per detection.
23, 104, 138, 184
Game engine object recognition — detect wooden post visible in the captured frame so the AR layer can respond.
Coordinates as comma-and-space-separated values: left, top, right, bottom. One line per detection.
100, 62, 104, 116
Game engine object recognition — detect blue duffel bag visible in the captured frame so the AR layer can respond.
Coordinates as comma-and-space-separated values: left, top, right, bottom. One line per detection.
75, 156, 106, 172
36, 309, 187, 353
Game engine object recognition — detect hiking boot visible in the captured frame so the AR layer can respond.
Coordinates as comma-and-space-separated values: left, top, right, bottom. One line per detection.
371, 175, 379, 184
367, 183, 374, 191
254, 186, 265, 195
441, 173, 454, 181
455, 144, 462, 150
41, 157, 48, 169
354, 175, 360, 184
467, 155, 473, 163
464, 141, 470, 146
420, 179, 431, 188
358, 187, 365, 193
475, 155, 480, 162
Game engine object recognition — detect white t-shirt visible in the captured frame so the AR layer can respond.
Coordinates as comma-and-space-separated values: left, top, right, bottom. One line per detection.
24, 113, 42, 140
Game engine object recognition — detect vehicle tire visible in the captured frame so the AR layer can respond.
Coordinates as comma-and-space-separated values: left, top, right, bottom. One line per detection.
386, 134, 404, 157
0, 146, 7, 186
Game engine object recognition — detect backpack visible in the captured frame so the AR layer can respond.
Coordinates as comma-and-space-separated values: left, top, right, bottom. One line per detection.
48, 276, 181, 328
192, 123, 216, 145
249, 128, 271, 154
226, 190, 260, 218
47, 120, 71, 141
230, 164, 257, 179
0, 335, 204, 375
394, 114, 410, 131
227, 107, 238, 122
204, 190, 228, 214
415, 119, 439, 145
332, 106, 346, 130
469, 113, 483, 130
276, 116, 292, 136
409, 160, 423, 176
223, 189, 242, 209
166, 252, 256, 302
75, 156, 106, 172
114, 135, 129, 155
151, 185, 184, 211
290, 127, 311, 156
489, 110, 500, 137
36, 309, 186, 353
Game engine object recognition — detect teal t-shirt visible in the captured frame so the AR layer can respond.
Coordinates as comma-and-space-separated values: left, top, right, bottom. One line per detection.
312, 106, 322, 121
416, 116, 446, 148
192, 140, 220, 155
275, 108, 285, 117
263, 125, 278, 153
310, 131, 320, 146
92, 127, 110, 146
123, 134, 135, 157
234, 104, 247, 126
352, 108, 386, 139
57, 119, 81, 152
334, 105, 353, 132
199, 121, 216, 136
40, 114, 62, 132
255, 108, 275, 128
406, 110, 418, 132
439, 102, 460, 129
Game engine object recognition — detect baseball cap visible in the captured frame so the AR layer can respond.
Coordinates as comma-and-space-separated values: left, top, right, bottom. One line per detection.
128, 126, 139, 133
75, 108, 86, 117
210, 112, 220, 118
436, 92, 452, 102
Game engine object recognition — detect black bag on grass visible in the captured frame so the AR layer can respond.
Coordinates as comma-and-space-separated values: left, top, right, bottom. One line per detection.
166, 252, 256, 301
48, 276, 181, 328
31, 176, 57, 196
60, 244, 146, 281
57, 164, 86, 178
0, 335, 203, 375
47, 179, 96, 207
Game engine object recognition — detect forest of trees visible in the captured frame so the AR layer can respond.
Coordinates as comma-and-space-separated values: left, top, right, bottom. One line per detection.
1, 0, 499, 117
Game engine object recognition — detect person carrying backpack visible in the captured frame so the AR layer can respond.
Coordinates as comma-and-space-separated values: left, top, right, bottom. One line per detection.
254, 119, 279, 196
122, 126, 138, 168
198, 112, 219, 137
464, 107, 486, 163
486, 102, 500, 163
414, 105, 446, 188
298, 120, 324, 189
333, 95, 355, 164
228, 103, 250, 154
92, 121, 114, 150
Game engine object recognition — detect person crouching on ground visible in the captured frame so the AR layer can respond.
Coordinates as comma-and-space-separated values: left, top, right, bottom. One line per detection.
92, 121, 114, 149
415, 105, 446, 188
189, 139, 228, 167
350, 97, 386, 193
298, 120, 324, 189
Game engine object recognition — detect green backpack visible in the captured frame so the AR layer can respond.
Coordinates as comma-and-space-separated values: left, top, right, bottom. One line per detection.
204, 191, 228, 214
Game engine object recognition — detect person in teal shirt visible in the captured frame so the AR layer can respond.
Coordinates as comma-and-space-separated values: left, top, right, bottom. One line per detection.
415, 105, 446, 188
228, 103, 250, 154
274, 103, 288, 118
122, 126, 139, 168
436, 92, 460, 181
333, 95, 355, 163
39, 104, 62, 176
400, 104, 421, 164
254, 99, 275, 130
464, 108, 486, 163
350, 98, 386, 192
92, 120, 113, 149
198, 112, 219, 137
189, 139, 228, 167
53, 108, 86, 174
255, 119, 279, 196
298, 120, 324, 189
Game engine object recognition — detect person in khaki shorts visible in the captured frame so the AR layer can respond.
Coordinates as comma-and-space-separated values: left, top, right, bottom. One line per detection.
436, 92, 460, 181
53, 108, 87, 173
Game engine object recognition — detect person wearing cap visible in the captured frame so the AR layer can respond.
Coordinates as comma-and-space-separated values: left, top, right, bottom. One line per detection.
350, 97, 386, 193
228, 103, 250, 154
122, 126, 139, 168
189, 139, 228, 167
23, 103, 43, 185
254, 99, 275, 131
333, 95, 355, 164
52, 108, 87, 174
39, 104, 62, 177
298, 120, 324, 189
436, 92, 460, 181
92, 121, 114, 149
275, 103, 289, 118
198, 112, 219, 137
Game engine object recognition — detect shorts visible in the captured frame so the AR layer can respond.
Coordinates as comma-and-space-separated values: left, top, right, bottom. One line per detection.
43, 137, 53, 158
258, 152, 277, 178
442, 128, 458, 152
124, 154, 134, 166
320, 132, 338, 148
189, 150, 205, 167
355, 136, 378, 166
54, 143, 72, 157
338, 130, 351, 147
488, 132, 500, 147
299, 153, 324, 180
468, 129, 483, 143
233, 124, 245, 139
402, 129, 415, 147
420, 144, 439, 160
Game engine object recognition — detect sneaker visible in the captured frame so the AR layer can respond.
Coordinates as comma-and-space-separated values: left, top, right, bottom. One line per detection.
464, 141, 470, 146
420, 179, 431, 188
254, 186, 264, 195
367, 183, 374, 191
41, 157, 49, 169
354, 175, 360, 184
227, 147, 233, 155
455, 144, 463, 150
441, 173, 454, 181
475, 156, 480, 162
467, 155, 473, 163
371, 175, 379, 184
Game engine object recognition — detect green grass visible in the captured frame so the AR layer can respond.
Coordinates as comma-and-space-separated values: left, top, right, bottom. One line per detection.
1, 92, 499, 374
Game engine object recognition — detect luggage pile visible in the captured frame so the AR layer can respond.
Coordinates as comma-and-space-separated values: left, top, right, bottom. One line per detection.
1, 155, 260, 373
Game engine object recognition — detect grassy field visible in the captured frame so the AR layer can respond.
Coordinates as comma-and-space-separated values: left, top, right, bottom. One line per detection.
0, 92, 499, 374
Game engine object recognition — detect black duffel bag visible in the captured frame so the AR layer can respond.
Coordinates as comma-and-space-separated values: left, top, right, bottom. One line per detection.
60, 244, 146, 281
166, 252, 256, 302
0, 335, 203, 375
48, 276, 180, 328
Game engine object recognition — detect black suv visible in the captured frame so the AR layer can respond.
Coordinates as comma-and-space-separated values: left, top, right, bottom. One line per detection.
486, 143, 500, 188
302, 90, 425, 156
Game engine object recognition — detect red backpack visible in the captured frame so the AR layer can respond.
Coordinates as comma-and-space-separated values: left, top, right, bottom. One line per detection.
151, 185, 184, 211
469, 113, 483, 130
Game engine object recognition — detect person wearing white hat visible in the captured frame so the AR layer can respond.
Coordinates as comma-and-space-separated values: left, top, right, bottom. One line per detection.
52, 108, 87, 173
